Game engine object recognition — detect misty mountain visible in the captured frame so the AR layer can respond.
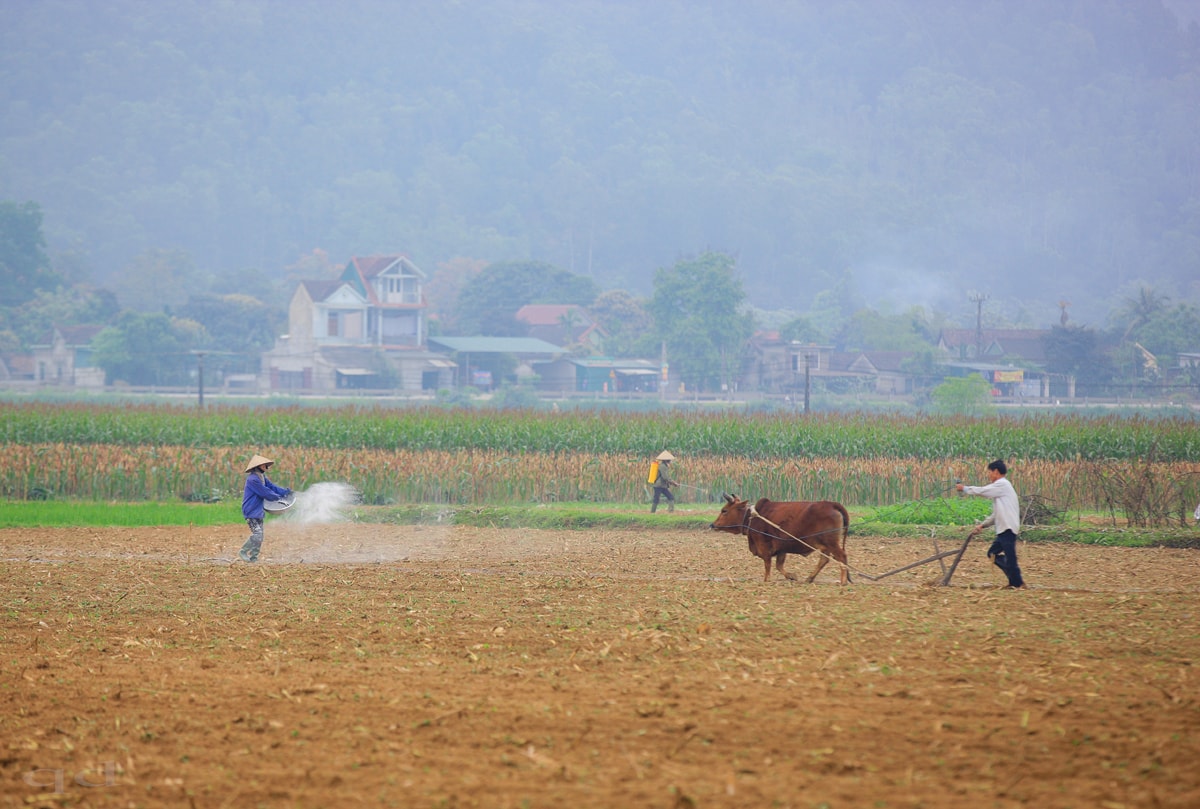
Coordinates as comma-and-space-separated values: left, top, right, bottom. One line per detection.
1, 0, 1197, 326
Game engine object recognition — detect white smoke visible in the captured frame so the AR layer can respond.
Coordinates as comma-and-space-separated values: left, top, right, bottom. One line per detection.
285, 481, 361, 525
854, 259, 962, 315
264, 483, 454, 564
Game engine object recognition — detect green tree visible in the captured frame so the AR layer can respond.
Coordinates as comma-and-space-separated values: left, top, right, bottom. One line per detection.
1115, 285, 1170, 341
588, 289, 654, 357
6, 285, 120, 346
425, 257, 487, 335
178, 293, 283, 373
779, 315, 824, 344
110, 248, 195, 313
929, 374, 994, 416
91, 311, 197, 385
899, 346, 942, 377
0, 201, 58, 306
455, 260, 599, 336
1134, 302, 1200, 360
283, 248, 341, 287
649, 251, 754, 393
1044, 324, 1114, 383
838, 306, 936, 352
806, 282, 856, 342
1101, 296, 1200, 388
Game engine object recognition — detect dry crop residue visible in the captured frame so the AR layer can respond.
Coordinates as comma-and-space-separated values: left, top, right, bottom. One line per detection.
2, 523, 1199, 808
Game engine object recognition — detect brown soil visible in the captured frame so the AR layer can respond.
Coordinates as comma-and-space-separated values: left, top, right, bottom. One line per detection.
3, 518, 1199, 808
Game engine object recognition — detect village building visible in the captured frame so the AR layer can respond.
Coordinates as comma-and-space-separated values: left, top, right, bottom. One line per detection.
936, 328, 1053, 397
741, 332, 831, 392
427, 336, 565, 391
936, 328, 1050, 364
514, 304, 605, 351
29, 325, 106, 388
261, 255, 456, 392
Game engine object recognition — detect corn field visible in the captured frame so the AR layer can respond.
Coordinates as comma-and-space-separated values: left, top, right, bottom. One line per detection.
3, 403, 1198, 460
2, 403, 1198, 511
2, 442, 1197, 514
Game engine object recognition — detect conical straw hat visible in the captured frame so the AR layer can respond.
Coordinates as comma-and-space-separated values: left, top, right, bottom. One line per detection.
656, 451, 676, 461
244, 454, 274, 473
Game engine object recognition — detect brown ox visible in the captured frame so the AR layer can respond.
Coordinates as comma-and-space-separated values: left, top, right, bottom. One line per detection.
710, 494, 851, 584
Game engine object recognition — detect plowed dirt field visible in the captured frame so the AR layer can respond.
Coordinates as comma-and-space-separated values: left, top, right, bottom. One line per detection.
3, 519, 1199, 808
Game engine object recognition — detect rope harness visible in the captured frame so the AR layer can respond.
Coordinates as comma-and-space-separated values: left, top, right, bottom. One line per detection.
722, 482, 982, 585
739, 502, 874, 580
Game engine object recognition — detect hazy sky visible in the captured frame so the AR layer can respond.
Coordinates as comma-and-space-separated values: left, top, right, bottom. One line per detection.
2, 1, 1197, 329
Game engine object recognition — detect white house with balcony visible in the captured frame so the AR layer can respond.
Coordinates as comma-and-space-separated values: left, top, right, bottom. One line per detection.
261, 255, 455, 392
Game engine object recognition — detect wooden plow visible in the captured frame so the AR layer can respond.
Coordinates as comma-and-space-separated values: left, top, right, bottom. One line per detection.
854, 532, 974, 586
740, 502, 977, 586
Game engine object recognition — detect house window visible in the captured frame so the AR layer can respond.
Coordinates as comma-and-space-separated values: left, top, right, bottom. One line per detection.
383, 275, 419, 304
276, 370, 306, 390
791, 353, 820, 372
327, 312, 339, 337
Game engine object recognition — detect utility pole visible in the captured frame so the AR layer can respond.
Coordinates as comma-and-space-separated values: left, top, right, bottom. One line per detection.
968, 292, 989, 358
804, 352, 812, 414
660, 341, 667, 401
196, 351, 206, 408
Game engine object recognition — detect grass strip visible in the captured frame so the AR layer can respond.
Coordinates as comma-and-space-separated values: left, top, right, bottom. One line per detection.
2, 500, 1196, 548
0, 500, 237, 528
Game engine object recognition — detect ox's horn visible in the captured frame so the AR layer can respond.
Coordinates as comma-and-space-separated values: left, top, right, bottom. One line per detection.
723, 493, 734, 503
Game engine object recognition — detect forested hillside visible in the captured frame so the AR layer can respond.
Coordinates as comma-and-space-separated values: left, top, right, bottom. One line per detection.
1, 0, 1197, 324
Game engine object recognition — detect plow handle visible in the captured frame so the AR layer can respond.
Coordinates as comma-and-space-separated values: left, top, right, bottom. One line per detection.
939, 532, 975, 586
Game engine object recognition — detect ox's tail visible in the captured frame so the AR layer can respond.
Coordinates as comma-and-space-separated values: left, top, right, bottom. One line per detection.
830, 502, 850, 547
833, 501, 851, 582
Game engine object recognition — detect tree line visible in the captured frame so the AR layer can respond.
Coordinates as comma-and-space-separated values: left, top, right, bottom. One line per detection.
4, 197, 1197, 398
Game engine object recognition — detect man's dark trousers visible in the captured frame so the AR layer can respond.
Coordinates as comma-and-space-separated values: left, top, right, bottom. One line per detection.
988, 529, 1025, 587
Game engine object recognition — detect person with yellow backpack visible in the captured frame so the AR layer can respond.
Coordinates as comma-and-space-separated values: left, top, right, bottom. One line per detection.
648, 450, 678, 513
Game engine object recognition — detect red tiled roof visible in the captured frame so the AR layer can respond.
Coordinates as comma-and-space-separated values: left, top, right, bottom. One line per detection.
299, 280, 343, 302
35, 324, 105, 346
351, 255, 406, 279
0, 353, 35, 375
515, 304, 590, 326
856, 351, 912, 372
57, 324, 104, 345
939, 328, 1049, 348
938, 328, 1049, 361
994, 337, 1048, 362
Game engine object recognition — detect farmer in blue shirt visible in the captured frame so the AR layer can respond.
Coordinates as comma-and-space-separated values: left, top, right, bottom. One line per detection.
240, 454, 291, 563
